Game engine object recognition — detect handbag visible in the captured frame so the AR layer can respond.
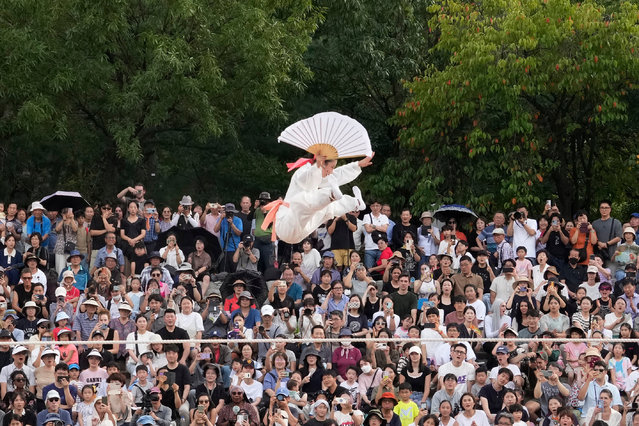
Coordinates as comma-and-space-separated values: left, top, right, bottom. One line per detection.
369, 214, 385, 243
62, 224, 76, 254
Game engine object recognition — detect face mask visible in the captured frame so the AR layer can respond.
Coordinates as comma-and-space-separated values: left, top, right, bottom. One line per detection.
0, 302, 6, 309
342, 341, 351, 347
348, 301, 360, 309
569, 258, 579, 265
361, 364, 372, 374
113, 295, 121, 302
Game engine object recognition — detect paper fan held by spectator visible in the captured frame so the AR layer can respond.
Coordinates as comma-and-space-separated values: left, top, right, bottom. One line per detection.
262, 112, 375, 244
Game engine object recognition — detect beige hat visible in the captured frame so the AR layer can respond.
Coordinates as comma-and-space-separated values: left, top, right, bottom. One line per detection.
624, 227, 636, 239
587, 265, 598, 274
420, 211, 433, 220
512, 276, 533, 289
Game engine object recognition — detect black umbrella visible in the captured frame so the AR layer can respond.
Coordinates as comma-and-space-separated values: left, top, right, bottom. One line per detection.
220, 270, 267, 306
157, 226, 222, 262
40, 191, 90, 212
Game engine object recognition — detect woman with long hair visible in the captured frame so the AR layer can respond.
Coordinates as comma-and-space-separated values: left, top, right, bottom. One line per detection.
453, 393, 489, 426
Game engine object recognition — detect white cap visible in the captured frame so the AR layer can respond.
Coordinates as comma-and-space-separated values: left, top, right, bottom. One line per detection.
587, 265, 599, 274
261, 305, 275, 316
87, 349, 103, 359
55, 312, 70, 322
46, 390, 61, 400
408, 346, 422, 355
30, 201, 45, 211
82, 299, 99, 307
118, 303, 132, 312
12, 345, 28, 355
61, 270, 75, 281
42, 348, 59, 358
55, 287, 67, 298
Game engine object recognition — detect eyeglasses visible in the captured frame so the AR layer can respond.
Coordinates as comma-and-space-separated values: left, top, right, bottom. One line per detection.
333, 287, 343, 290
198, 400, 210, 404
151, 273, 161, 277
22, 276, 32, 280
453, 350, 467, 355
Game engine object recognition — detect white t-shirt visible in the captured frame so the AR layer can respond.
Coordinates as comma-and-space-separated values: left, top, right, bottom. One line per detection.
418, 227, 440, 257
453, 410, 490, 426
159, 246, 185, 269
579, 282, 601, 301
301, 249, 322, 279
532, 264, 549, 289
0, 363, 35, 392
240, 379, 263, 404
177, 312, 205, 339
467, 299, 486, 326
489, 275, 516, 302
489, 364, 521, 389
433, 343, 477, 367
438, 361, 476, 394
420, 326, 446, 361
126, 330, 156, 358
512, 219, 538, 257
362, 213, 389, 250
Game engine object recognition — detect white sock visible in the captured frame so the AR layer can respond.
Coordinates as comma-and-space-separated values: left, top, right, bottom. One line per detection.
352, 186, 365, 211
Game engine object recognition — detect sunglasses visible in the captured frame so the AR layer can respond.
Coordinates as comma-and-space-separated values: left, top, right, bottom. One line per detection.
198, 400, 210, 404
594, 368, 606, 372
101, 207, 112, 211
231, 392, 243, 395
14, 378, 25, 382
151, 274, 161, 277
49, 398, 60, 402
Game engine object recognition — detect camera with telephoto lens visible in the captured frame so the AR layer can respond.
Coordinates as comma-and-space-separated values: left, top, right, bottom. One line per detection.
259, 199, 267, 206
513, 211, 522, 220
304, 308, 313, 316
141, 390, 155, 414
226, 211, 234, 219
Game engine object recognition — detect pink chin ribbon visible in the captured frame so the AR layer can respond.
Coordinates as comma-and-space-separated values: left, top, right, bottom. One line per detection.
286, 156, 315, 172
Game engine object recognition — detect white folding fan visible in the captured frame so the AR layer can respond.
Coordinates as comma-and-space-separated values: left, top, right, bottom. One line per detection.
278, 112, 372, 159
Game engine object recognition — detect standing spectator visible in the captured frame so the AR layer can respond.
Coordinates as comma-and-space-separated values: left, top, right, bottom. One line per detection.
214, 203, 243, 273
363, 201, 389, 269
0, 235, 22, 286
170, 196, 199, 230
506, 206, 538, 263
391, 209, 418, 251
52, 208, 78, 274
253, 192, 274, 273
592, 200, 623, 269
89, 202, 117, 270
26, 202, 51, 248
327, 213, 357, 271
570, 210, 598, 265
120, 201, 147, 261
492, 228, 514, 272
417, 211, 440, 258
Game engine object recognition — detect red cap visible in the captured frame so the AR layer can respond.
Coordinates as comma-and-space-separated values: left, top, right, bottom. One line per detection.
379, 392, 397, 402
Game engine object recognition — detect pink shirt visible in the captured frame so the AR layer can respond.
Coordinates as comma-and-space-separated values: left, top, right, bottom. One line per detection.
564, 342, 587, 367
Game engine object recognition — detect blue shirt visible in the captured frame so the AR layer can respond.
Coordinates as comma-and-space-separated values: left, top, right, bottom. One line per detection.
59, 266, 90, 291
286, 283, 303, 302
144, 217, 159, 242
310, 268, 341, 286
318, 295, 350, 316
37, 408, 73, 426
230, 308, 261, 328
220, 216, 243, 252
263, 368, 290, 392
581, 380, 621, 414
41, 383, 78, 418
94, 246, 125, 269
26, 216, 52, 246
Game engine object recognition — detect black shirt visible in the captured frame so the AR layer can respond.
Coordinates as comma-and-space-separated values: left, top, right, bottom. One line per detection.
471, 263, 495, 293
560, 264, 587, 293
391, 223, 419, 250
328, 215, 357, 250
157, 326, 191, 360
478, 383, 506, 415
545, 229, 569, 260
166, 363, 192, 395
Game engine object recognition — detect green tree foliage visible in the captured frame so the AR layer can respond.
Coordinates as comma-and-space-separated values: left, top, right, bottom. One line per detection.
394, 0, 639, 217
0, 0, 318, 204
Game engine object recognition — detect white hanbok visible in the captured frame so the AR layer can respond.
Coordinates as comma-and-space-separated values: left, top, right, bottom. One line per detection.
267, 161, 362, 244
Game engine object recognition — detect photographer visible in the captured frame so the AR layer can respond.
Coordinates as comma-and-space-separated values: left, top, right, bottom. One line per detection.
253, 192, 275, 273
201, 290, 229, 339
569, 210, 598, 265
132, 387, 172, 426
170, 196, 199, 230
506, 206, 538, 263
232, 235, 259, 273
213, 203, 243, 273
37, 390, 73, 426
159, 233, 184, 269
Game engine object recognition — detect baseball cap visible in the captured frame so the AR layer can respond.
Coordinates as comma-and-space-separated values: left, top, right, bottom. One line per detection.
239, 291, 254, 300
322, 251, 335, 258
46, 390, 61, 400
87, 349, 103, 359
587, 265, 598, 274
69, 364, 80, 370
55, 287, 67, 298
136, 415, 157, 425
12, 345, 28, 355
149, 387, 161, 394
492, 228, 505, 235
276, 388, 289, 398
496, 345, 509, 354
408, 346, 422, 355
261, 305, 275, 316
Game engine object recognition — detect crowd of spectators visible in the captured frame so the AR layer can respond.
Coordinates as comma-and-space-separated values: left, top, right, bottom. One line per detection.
1, 185, 639, 426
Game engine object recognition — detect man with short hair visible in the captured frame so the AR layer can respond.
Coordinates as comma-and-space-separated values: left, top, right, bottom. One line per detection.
578, 360, 623, 413
363, 201, 389, 269
518, 309, 542, 339
233, 234, 259, 272
490, 258, 517, 304
131, 387, 172, 426
327, 212, 357, 269
140, 253, 174, 289
91, 232, 125, 274
73, 299, 100, 352
560, 248, 587, 298
164, 344, 192, 422
437, 343, 475, 393
156, 309, 191, 364
479, 367, 513, 423
236, 196, 253, 238
144, 293, 167, 332
492, 228, 514, 272
43, 362, 78, 411
420, 307, 447, 362
389, 273, 417, 323
432, 324, 476, 367
117, 183, 147, 212
391, 208, 418, 251
506, 206, 537, 262
430, 373, 462, 415
592, 200, 623, 269
452, 257, 484, 297
89, 202, 117, 270
37, 389, 73, 426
